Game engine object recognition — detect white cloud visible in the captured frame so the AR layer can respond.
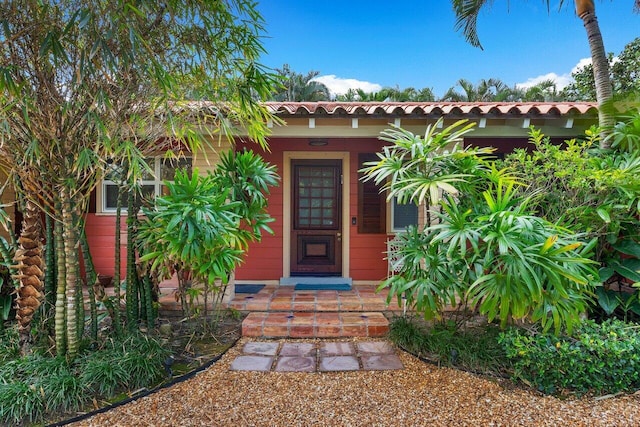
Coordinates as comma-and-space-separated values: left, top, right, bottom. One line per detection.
312, 75, 383, 96
571, 57, 593, 74
516, 57, 593, 90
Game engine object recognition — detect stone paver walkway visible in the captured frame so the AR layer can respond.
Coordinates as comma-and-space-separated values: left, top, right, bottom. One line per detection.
229, 340, 403, 372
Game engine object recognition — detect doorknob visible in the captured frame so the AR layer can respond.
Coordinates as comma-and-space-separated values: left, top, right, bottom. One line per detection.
337, 232, 342, 241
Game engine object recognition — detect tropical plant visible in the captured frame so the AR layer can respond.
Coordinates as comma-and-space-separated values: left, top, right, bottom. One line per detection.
360, 119, 495, 226
364, 123, 599, 333
441, 78, 513, 101
451, 0, 640, 142
500, 319, 640, 395
272, 64, 331, 101
335, 86, 436, 102
501, 126, 640, 255
382, 181, 599, 334
137, 150, 278, 321
0, 0, 277, 357
605, 108, 640, 153
500, 121, 640, 320
512, 79, 563, 102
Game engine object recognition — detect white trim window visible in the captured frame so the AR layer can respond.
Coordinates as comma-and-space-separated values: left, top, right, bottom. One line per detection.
391, 197, 419, 232
101, 156, 192, 212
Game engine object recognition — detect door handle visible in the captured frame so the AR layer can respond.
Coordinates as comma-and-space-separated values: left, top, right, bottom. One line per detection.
336, 232, 342, 241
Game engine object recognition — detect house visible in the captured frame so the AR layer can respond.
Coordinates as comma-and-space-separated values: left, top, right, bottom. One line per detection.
85, 101, 599, 289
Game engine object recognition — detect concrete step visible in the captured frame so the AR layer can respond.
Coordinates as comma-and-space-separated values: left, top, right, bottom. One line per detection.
241, 311, 389, 338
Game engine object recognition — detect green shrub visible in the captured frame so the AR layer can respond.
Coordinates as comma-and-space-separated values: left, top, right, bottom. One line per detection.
0, 356, 87, 422
80, 333, 169, 393
42, 369, 89, 413
81, 354, 130, 396
365, 123, 599, 334
118, 334, 170, 389
389, 316, 509, 375
0, 326, 20, 363
499, 319, 640, 395
388, 316, 430, 355
0, 333, 170, 425
0, 381, 45, 425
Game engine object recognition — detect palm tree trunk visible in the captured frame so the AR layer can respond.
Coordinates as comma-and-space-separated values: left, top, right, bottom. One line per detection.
576, 0, 613, 145
14, 199, 44, 354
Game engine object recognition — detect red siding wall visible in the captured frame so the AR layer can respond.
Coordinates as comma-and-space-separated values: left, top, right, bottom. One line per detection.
234, 137, 389, 282
83, 137, 392, 282
84, 213, 128, 278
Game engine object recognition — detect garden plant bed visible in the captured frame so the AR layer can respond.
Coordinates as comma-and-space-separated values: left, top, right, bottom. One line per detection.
67, 335, 640, 427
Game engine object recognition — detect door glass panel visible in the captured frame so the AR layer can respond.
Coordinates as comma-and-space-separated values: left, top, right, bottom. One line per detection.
295, 163, 339, 230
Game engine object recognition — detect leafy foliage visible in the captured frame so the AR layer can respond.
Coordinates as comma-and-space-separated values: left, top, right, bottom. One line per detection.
361, 119, 494, 216
0, 381, 45, 425
500, 319, 640, 395
389, 316, 510, 375
563, 37, 640, 101
606, 108, 640, 153
137, 150, 278, 317
0, 332, 169, 424
500, 124, 640, 319
367, 122, 599, 333
80, 354, 130, 397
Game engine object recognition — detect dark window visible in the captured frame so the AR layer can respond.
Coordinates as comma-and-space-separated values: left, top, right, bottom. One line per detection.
358, 153, 386, 234
392, 197, 419, 231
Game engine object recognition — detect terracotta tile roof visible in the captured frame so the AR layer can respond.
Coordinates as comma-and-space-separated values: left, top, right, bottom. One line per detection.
263, 102, 598, 117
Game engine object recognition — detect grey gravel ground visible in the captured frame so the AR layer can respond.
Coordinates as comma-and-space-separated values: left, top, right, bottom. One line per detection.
71, 337, 640, 427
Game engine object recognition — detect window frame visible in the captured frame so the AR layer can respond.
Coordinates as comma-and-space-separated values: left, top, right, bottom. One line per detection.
357, 153, 386, 234
99, 156, 192, 213
390, 196, 419, 233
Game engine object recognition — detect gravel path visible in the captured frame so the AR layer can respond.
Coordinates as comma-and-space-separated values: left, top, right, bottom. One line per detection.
71, 338, 640, 426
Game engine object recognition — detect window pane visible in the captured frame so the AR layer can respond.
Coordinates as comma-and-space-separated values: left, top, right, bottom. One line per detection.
141, 158, 156, 181
105, 185, 124, 209
137, 185, 156, 206
393, 198, 419, 231
161, 158, 192, 180
105, 165, 125, 182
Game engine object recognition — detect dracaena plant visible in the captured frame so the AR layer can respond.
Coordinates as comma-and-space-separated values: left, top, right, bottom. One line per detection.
369, 122, 599, 334
137, 150, 278, 320
360, 119, 496, 227
385, 178, 599, 334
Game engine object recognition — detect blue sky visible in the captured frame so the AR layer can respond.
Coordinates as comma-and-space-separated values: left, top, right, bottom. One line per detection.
257, 1, 640, 98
